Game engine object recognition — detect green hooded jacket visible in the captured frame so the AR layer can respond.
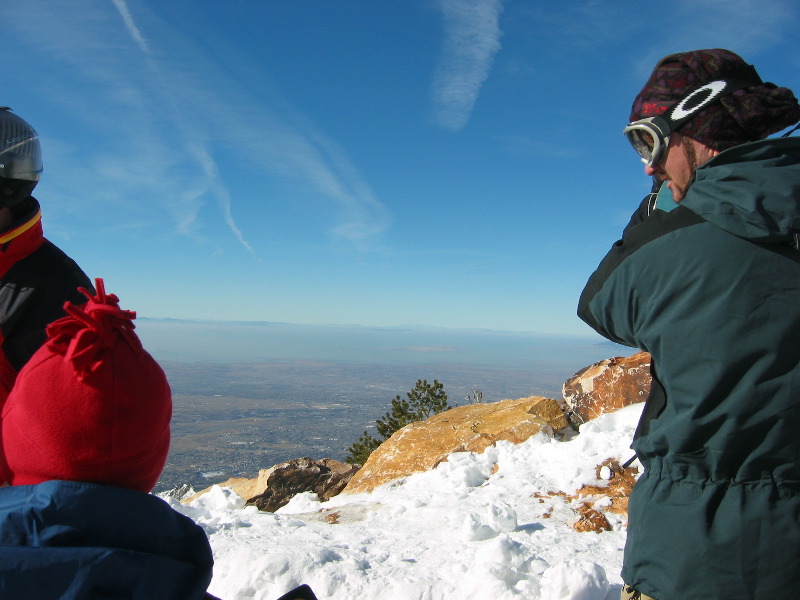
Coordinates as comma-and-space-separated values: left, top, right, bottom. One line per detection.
579, 137, 800, 600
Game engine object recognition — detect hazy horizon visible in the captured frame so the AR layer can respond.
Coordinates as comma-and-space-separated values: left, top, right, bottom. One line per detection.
137, 317, 628, 372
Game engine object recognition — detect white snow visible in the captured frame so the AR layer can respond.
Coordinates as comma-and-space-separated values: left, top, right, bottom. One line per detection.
167, 403, 644, 600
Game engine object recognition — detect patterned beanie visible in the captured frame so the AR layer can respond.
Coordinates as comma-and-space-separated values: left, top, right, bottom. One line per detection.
0, 279, 172, 493
630, 49, 800, 151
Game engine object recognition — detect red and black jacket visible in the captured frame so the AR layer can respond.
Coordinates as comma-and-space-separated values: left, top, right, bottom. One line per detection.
0, 199, 92, 402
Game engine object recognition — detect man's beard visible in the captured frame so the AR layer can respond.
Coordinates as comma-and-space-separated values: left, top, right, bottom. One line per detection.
670, 137, 699, 200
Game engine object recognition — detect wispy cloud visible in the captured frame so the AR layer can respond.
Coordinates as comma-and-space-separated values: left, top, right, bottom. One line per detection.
254, 108, 391, 246
507, 0, 797, 81
5, 0, 390, 251
190, 144, 254, 254
110, 0, 255, 253
628, 0, 798, 78
431, 0, 505, 132
496, 134, 578, 159
672, 0, 795, 52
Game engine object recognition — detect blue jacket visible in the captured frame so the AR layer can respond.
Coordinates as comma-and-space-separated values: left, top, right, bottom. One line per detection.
0, 480, 214, 599
579, 137, 800, 599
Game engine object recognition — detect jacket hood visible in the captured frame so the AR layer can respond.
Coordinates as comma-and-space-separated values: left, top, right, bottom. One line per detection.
681, 136, 800, 243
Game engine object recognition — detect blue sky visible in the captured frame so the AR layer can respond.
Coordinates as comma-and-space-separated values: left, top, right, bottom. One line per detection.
4, 0, 799, 337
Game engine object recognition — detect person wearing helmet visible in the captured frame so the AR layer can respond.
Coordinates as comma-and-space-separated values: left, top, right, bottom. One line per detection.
0, 107, 92, 403
578, 49, 800, 599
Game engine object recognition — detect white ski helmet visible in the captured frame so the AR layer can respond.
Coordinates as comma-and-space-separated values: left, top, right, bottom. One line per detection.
0, 107, 43, 182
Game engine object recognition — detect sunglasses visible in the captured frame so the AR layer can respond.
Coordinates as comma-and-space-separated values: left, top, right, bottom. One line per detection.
622, 70, 762, 167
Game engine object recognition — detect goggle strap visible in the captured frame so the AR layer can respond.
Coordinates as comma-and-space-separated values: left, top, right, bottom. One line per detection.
665, 65, 763, 131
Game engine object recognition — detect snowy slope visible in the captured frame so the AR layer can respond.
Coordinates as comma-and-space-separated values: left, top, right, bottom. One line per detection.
169, 403, 644, 600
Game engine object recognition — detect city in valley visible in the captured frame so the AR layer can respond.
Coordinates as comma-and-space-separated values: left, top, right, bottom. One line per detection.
157, 359, 575, 493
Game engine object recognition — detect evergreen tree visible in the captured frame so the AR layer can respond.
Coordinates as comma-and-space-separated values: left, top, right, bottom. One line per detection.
345, 430, 382, 467
346, 379, 450, 465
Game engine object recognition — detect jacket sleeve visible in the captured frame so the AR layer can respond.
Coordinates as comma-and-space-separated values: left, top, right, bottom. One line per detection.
577, 238, 640, 348
578, 206, 705, 349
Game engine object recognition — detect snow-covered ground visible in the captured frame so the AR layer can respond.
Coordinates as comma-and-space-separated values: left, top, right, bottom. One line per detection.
168, 403, 644, 600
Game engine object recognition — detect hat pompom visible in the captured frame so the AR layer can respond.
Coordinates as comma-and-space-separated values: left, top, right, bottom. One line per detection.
45, 279, 141, 380
0, 278, 172, 493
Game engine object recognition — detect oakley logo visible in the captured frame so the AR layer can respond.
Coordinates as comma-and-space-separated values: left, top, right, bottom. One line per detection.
670, 80, 728, 121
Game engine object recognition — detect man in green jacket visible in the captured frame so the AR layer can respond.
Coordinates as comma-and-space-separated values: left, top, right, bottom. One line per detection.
578, 49, 800, 600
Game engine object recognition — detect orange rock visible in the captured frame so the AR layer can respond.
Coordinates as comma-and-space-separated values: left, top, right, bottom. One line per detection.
573, 505, 612, 533
575, 458, 638, 517
563, 351, 651, 425
183, 468, 275, 504
343, 396, 568, 494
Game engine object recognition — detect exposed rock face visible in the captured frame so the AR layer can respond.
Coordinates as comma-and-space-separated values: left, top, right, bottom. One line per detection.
246, 458, 360, 512
162, 483, 196, 501
563, 351, 651, 426
183, 458, 358, 511
343, 396, 568, 495
183, 468, 275, 505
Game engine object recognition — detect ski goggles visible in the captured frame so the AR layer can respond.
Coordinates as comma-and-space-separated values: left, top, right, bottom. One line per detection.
623, 117, 671, 168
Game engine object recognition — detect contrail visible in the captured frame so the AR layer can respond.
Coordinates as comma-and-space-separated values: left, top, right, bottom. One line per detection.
431, 0, 505, 132
111, 0, 150, 54
110, 0, 255, 254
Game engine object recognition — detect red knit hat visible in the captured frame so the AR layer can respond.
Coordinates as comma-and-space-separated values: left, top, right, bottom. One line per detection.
630, 49, 800, 151
0, 279, 172, 493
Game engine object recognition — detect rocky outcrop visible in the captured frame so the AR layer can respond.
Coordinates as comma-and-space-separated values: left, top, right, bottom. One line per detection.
182, 352, 648, 516
184, 458, 359, 511
343, 396, 569, 495
245, 458, 359, 512
562, 351, 651, 426
162, 483, 196, 501
183, 468, 275, 505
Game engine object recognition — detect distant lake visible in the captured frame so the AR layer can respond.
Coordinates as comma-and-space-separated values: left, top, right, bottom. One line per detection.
136, 319, 629, 372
